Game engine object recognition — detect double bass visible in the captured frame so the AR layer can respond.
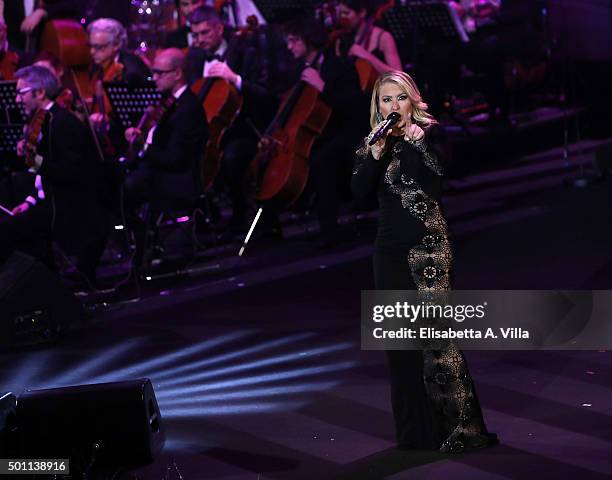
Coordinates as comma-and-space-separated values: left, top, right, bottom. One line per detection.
247, 50, 332, 207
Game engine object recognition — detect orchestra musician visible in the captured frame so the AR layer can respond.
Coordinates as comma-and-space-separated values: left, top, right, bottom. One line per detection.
87, 18, 151, 134
452, 0, 547, 120
122, 48, 207, 265
186, 5, 269, 237
283, 17, 368, 247
335, 0, 402, 75
33, 50, 74, 110
164, 0, 204, 49
0, 66, 104, 283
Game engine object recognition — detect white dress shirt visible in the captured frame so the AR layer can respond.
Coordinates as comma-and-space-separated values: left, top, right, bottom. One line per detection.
25, 101, 54, 206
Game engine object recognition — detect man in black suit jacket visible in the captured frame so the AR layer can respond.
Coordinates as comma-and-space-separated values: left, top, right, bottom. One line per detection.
0, 65, 105, 282
186, 5, 269, 235
123, 48, 207, 260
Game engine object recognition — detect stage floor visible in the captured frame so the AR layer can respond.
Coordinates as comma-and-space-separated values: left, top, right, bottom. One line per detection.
1, 154, 611, 479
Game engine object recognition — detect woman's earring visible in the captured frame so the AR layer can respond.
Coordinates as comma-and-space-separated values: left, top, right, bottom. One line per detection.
376, 111, 383, 122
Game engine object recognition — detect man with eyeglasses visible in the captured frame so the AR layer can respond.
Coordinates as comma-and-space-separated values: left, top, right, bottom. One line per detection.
186, 5, 269, 239
87, 18, 150, 146
122, 48, 207, 268
0, 65, 106, 285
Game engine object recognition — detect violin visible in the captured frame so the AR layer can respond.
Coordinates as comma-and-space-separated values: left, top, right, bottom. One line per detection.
126, 94, 177, 167
89, 60, 124, 158
55, 88, 74, 110
23, 108, 47, 168
91, 60, 124, 115
69, 69, 107, 164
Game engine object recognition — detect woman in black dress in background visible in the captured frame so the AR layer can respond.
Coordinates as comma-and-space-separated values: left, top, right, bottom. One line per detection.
352, 71, 497, 453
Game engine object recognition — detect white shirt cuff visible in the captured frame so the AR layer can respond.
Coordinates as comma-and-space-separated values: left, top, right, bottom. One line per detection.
235, 74, 242, 91
146, 126, 156, 145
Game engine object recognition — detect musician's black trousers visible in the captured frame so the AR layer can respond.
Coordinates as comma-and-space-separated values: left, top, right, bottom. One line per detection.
309, 128, 362, 238
123, 163, 198, 267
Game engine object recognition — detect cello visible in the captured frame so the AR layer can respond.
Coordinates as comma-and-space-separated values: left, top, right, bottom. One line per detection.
190, 17, 260, 191
246, 50, 332, 207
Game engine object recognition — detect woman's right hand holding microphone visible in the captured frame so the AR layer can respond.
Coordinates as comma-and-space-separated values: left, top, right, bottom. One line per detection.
369, 120, 392, 160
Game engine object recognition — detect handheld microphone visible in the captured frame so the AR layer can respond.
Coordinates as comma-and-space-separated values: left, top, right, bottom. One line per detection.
368, 112, 401, 146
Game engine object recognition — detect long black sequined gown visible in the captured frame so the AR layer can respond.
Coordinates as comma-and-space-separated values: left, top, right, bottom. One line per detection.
352, 130, 497, 453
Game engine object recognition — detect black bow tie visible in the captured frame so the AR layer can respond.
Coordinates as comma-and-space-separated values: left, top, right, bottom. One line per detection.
204, 53, 222, 62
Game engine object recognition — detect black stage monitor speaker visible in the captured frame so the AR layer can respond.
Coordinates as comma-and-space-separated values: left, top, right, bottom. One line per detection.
17, 379, 165, 468
0, 251, 85, 349
0, 392, 17, 457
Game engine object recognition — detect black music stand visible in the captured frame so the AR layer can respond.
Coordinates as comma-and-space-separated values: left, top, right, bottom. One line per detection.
382, 0, 469, 44
0, 81, 26, 126
104, 83, 163, 130
0, 125, 22, 154
252, 0, 318, 23
0, 82, 27, 202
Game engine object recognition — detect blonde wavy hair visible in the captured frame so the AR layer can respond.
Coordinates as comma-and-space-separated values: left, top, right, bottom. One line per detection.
369, 71, 437, 129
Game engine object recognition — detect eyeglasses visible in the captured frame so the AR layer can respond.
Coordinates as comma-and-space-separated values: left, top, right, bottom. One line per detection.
16, 87, 33, 96
151, 68, 177, 76
88, 42, 112, 51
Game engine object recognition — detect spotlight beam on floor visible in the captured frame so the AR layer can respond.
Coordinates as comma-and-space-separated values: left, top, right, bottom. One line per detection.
157, 381, 339, 407
155, 361, 355, 399
158, 342, 353, 388
7, 351, 52, 392
88, 331, 254, 384
150, 332, 318, 382
42, 338, 144, 388
161, 401, 307, 418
